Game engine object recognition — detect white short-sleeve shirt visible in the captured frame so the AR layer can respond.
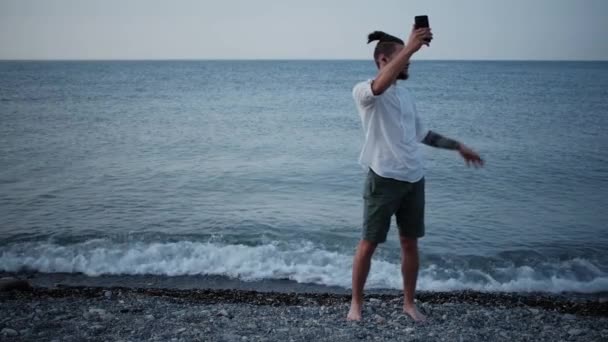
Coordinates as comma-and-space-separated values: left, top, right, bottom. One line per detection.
353, 79, 428, 182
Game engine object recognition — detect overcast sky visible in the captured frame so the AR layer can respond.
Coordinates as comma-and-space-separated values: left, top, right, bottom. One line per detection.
1, 0, 607, 60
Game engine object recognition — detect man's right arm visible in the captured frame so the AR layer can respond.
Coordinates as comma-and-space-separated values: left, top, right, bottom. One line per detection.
371, 26, 431, 96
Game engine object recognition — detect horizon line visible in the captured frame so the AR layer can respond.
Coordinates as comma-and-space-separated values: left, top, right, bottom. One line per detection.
1, 58, 607, 62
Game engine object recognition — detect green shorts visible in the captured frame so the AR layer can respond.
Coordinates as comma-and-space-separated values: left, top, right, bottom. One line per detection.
362, 169, 425, 243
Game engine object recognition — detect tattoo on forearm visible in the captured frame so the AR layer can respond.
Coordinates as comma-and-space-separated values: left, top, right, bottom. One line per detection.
422, 131, 461, 150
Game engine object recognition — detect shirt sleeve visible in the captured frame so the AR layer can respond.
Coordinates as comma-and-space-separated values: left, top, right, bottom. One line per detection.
352, 80, 378, 108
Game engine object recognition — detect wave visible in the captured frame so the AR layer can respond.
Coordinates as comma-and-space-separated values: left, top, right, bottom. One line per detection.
1, 239, 606, 293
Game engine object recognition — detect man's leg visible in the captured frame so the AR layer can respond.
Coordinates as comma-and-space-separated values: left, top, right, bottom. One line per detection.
347, 169, 399, 321
347, 239, 377, 321
396, 178, 426, 322
399, 236, 426, 322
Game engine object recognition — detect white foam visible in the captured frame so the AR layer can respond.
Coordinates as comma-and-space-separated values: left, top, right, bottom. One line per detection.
1, 239, 606, 293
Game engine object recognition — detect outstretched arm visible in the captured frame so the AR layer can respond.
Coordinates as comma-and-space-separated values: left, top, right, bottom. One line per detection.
421, 130, 460, 150
422, 131, 484, 167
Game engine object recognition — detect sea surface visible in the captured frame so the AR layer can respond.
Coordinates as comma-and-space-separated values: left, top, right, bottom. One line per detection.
1, 60, 607, 294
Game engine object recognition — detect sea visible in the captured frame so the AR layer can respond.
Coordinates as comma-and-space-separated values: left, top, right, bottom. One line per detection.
1, 60, 607, 294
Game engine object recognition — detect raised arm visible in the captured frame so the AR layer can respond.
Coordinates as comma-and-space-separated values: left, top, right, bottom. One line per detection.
371, 26, 432, 95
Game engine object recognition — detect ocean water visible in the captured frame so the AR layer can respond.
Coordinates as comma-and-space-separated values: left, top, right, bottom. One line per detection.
1, 60, 607, 294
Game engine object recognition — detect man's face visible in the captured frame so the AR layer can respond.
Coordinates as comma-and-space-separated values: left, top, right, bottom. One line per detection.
386, 44, 409, 80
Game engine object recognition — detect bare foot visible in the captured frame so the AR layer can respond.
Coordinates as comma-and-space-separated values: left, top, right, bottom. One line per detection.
347, 301, 362, 321
403, 303, 427, 322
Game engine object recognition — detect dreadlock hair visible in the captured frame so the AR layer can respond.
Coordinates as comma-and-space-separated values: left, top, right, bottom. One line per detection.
367, 31, 404, 68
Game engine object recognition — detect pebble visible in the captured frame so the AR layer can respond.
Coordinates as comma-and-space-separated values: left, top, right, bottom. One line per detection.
89, 308, 107, 315
528, 308, 540, 315
217, 309, 229, 317
104, 290, 112, 299
568, 328, 583, 336
1, 328, 18, 337
563, 314, 576, 320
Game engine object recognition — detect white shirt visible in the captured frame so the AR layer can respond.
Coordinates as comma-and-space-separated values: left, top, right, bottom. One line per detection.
353, 79, 428, 182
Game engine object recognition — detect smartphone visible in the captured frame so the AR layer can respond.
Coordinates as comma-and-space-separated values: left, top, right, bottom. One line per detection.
414, 15, 432, 43
414, 15, 429, 29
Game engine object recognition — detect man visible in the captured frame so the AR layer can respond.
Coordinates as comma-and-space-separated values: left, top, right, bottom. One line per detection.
347, 26, 484, 322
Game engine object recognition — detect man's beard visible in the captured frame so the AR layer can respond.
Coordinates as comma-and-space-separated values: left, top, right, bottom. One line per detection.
397, 71, 409, 80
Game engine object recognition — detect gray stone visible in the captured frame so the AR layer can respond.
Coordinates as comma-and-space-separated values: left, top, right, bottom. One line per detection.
1, 328, 18, 337
176, 328, 187, 334
218, 309, 229, 317
104, 290, 112, 299
568, 329, 583, 336
405, 327, 414, 333
89, 308, 107, 315
374, 314, 386, 324
145, 314, 155, 320
53, 314, 73, 321
528, 308, 540, 315
563, 314, 576, 320
499, 331, 508, 338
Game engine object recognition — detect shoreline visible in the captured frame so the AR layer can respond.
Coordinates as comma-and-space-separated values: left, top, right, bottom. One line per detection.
2, 271, 607, 317
6, 285, 608, 317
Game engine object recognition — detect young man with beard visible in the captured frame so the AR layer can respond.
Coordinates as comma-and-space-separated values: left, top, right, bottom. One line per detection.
348, 26, 484, 322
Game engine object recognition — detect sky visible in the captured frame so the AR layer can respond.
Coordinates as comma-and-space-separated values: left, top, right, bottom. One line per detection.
1, 0, 607, 60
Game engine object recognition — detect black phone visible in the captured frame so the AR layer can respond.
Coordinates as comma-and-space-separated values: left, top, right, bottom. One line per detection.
414, 15, 432, 43
414, 15, 429, 29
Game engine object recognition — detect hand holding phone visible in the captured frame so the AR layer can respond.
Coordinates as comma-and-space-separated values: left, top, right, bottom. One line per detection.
414, 15, 432, 44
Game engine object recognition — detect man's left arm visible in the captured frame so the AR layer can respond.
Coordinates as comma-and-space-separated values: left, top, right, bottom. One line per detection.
421, 130, 484, 167
421, 130, 460, 150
